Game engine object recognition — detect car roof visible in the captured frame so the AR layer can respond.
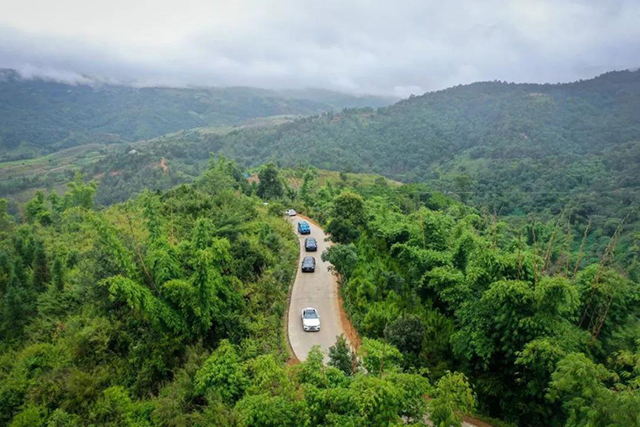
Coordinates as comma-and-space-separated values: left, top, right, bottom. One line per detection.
303, 307, 317, 313
303, 256, 315, 262
299, 220, 309, 226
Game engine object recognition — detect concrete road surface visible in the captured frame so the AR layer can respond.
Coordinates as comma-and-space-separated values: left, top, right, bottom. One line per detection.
287, 215, 347, 361
285, 216, 485, 427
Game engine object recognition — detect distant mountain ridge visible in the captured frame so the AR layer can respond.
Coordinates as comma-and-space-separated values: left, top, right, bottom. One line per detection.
0, 68, 394, 161
197, 69, 639, 261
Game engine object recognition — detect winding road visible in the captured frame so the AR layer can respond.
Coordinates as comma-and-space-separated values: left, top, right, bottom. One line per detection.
287, 215, 348, 361
285, 215, 483, 427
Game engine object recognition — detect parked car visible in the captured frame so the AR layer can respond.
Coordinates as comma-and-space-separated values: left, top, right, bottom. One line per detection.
304, 237, 317, 252
301, 256, 316, 272
297, 220, 311, 234
286, 209, 297, 216
301, 307, 320, 331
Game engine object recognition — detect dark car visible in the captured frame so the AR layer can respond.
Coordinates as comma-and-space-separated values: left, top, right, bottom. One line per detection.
301, 256, 316, 272
304, 237, 317, 252
297, 220, 311, 235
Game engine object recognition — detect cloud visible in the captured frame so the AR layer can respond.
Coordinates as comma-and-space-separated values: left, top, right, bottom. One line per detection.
1, 0, 639, 96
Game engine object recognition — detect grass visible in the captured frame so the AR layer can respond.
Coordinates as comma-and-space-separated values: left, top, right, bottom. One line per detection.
0, 143, 108, 179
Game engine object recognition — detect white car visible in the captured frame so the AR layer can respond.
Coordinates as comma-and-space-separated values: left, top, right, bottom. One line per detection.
286, 209, 297, 216
301, 307, 320, 332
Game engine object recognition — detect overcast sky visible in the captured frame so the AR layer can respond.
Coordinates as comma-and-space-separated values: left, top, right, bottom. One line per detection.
1, 0, 639, 97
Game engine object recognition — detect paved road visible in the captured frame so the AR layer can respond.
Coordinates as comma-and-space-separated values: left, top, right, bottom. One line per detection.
285, 216, 483, 427
287, 215, 346, 361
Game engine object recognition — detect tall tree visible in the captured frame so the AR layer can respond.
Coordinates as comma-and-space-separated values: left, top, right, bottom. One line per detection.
31, 240, 49, 292
256, 163, 284, 200
328, 334, 358, 375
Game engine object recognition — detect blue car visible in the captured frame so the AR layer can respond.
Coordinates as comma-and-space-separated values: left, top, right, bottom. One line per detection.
297, 220, 311, 235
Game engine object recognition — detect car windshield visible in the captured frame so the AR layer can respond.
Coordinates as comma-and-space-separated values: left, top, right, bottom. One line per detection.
303, 257, 314, 264
304, 310, 318, 319
307, 238, 316, 244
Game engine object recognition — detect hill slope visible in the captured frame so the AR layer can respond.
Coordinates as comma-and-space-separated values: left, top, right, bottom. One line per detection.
206, 70, 640, 258
0, 69, 394, 160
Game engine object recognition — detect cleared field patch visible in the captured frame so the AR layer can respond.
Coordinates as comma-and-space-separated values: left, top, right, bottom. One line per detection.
0, 144, 107, 180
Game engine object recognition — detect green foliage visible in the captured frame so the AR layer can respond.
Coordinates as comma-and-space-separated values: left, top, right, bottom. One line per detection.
9, 405, 47, 427
0, 163, 302, 425
0, 71, 392, 160
322, 244, 358, 280
51, 252, 65, 292
328, 335, 358, 376
257, 162, 284, 200
428, 372, 476, 427
358, 338, 403, 375
300, 167, 318, 207
304, 173, 640, 425
326, 192, 366, 244
385, 314, 426, 363
1, 158, 639, 426
195, 340, 247, 403
25, 191, 52, 225
63, 172, 97, 210
31, 239, 49, 292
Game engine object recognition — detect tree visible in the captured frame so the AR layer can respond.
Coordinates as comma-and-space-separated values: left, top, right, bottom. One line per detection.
31, 240, 49, 292
51, 253, 65, 292
428, 372, 476, 427
351, 375, 403, 426
195, 340, 247, 403
300, 167, 318, 206
1, 259, 31, 337
256, 163, 284, 200
358, 338, 403, 375
326, 192, 367, 244
0, 198, 13, 232
384, 315, 425, 361
328, 335, 357, 375
547, 353, 614, 427
453, 174, 472, 203
63, 172, 97, 210
321, 244, 358, 281
24, 192, 51, 225
234, 394, 307, 427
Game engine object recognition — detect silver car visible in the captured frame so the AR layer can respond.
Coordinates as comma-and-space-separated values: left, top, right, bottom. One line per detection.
301, 307, 320, 332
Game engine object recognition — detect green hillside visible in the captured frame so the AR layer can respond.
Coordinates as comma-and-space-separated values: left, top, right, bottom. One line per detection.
2, 70, 639, 265
0, 69, 393, 161
1, 161, 638, 426
207, 69, 640, 263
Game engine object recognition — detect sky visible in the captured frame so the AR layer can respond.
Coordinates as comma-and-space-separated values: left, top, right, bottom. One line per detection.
1, 0, 639, 98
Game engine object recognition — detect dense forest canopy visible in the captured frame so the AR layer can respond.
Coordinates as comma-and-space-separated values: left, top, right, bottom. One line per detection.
19, 69, 633, 267
206, 69, 640, 265
1, 161, 639, 426
0, 69, 394, 161
0, 161, 486, 427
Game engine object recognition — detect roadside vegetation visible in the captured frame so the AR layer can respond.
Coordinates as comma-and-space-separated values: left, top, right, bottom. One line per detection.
290, 165, 640, 426
0, 159, 481, 427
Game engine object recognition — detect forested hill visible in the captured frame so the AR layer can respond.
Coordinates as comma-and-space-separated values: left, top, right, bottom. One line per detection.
2, 161, 639, 426
0, 69, 394, 160
220, 69, 640, 199
211, 69, 640, 259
